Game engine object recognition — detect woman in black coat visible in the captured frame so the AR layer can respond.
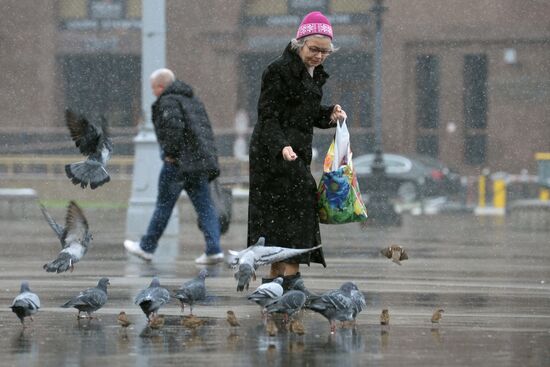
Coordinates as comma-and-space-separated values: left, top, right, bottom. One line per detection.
247, 11, 347, 287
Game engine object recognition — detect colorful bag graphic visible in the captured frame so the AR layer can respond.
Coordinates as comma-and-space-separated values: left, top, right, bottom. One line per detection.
317, 119, 368, 224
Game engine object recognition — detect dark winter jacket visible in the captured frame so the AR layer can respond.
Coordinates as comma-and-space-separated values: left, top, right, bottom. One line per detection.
152, 80, 219, 181
247, 43, 335, 266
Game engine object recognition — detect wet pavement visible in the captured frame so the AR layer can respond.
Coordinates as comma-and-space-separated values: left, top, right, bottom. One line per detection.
1, 207, 549, 366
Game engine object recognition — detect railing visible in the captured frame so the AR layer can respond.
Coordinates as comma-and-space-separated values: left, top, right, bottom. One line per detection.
0, 155, 250, 185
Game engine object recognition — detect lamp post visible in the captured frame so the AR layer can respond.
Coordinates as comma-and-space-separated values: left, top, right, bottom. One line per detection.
367, 0, 401, 226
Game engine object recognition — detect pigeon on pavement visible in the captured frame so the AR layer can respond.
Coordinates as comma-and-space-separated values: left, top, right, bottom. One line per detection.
65, 108, 113, 189
264, 290, 307, 322
60, 277, 109, 319
134, 277, 171, 321
230, 237, 321, 291
173, 269, 208, 315
380, 244, 408, 265
306, 282, 356, 333
348, 282, 366, 320
10, 281, 40, 327
247, 277, 284, 309
41, 201, 92, 273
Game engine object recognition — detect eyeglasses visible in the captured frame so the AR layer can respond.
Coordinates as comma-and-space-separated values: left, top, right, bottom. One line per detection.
304, 43, 333, 56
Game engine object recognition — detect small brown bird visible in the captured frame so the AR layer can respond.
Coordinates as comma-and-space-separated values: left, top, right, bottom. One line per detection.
149, 314, 165, 329
380, 245, 408, 265
266, 319, 278, 336
431, 309, 444, 323
289, 319, 305, 335
226, 310, 240, 328
181, 315, 205, 329
380, 309, 390, 325
117, 311, 132, 328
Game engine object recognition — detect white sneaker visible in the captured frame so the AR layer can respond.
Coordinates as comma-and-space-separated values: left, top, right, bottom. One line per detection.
195, 252, 225, 265
124, 240, 154, 261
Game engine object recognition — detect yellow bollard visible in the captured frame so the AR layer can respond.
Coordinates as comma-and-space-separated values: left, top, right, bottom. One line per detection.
478, 175, 486, 208
493, 179, 506, 209
540, 188, 550, 201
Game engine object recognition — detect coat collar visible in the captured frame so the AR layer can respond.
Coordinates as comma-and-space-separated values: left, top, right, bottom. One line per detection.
282, 43, 329, 83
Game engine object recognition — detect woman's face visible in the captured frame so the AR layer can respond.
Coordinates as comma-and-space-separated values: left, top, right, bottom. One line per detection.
298, 37, 333, 68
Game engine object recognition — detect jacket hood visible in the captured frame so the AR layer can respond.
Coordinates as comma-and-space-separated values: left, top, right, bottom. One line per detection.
162, 79, 194, 98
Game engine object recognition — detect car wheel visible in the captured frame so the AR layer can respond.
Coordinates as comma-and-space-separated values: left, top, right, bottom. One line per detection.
397, 182, 418, 203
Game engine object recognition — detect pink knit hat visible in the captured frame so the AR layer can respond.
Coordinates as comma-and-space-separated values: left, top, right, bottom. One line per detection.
296, 11, 333, 40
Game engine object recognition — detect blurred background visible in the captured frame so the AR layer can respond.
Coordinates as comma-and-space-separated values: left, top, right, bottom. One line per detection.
1, 0, 549, 212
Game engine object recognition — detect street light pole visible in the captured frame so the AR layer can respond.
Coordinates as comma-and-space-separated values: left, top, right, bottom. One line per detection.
367, 0, 401, 226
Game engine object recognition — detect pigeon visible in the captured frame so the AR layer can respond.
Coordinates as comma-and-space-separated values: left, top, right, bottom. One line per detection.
226, 310, 240, 328
64, 108, 113, 189
117, 311, 132, 328
380, 309, 390, 325
10, 281, 40, 327
61, 277, 109, 319
134, 277, 171, 321
229, 237, 322, 291
173, 269, 207, 315
306, 282, 355, 333
349, 283, 366, 320
380, 244, 408, 265
41, 201, 92, 273
247, 277, 284, 309
431, 309, 444, 323
264, 290, 307, 322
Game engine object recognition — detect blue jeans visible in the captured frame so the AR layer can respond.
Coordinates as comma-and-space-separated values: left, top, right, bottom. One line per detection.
140, 161, 221, 255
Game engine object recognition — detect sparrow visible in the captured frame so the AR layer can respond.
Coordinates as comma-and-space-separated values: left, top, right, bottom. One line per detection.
380, 309, 390, 325
380, 244, 408, 265
226, 310, 240, 328
266, 319, 278, 336
181, 315, 205, 329
289, 319, 305, 335
117, 311, 132, 328
431, 309, 444, 323
149, 314, 165, 329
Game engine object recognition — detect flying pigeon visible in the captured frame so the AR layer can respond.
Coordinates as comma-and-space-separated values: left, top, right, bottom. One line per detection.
60, 277, 109, 319
431, 309, 444, 323
173, 269, 207, 315
65, 108, 113, 189
306, 282, 356, 333
10, 281, 40, 327
380, 244, 408, 265
247, 277, 284, 309
41, 201, 92, 273
229, 237, 322, 291
264, 290, 307, 322
134, 277, 171, 321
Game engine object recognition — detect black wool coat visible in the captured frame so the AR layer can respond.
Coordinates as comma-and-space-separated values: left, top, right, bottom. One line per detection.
247, 43, 334, 266
152, 80, 220, 181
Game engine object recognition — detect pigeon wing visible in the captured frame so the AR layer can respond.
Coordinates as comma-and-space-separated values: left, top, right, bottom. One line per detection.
61, 201, 89, 248
65, 109, 101, 156
40, 204, 64, 242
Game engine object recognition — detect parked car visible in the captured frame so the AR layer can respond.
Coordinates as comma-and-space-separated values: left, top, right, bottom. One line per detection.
353, 153, 462, 202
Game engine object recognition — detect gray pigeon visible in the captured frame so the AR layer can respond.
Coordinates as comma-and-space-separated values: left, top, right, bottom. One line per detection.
134, 277, 171, 321
61, 277, 109, 319
10, 281, 40, 326
264, 290, 307, 322
229, 237, 322, 268
41, 201, 92, 273
349, 283, 366, 320
65, 108, 113, 189
247, 277, 284, 308
230, 237, 321, 291
173, 269, 207, 315
306, 282, 355, 333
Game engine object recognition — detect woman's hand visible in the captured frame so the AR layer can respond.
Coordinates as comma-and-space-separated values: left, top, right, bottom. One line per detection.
282, 146, 298, 161
330, 104, 347, 123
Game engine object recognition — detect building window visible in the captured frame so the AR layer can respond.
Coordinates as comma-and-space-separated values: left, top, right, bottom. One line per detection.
415, 54, 439, 129
463, 54, 488, 129
416, 134, 439, 158
463, 54, 488, 165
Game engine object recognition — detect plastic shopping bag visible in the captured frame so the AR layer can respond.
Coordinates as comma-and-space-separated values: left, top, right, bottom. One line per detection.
317, 119, 368, 224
